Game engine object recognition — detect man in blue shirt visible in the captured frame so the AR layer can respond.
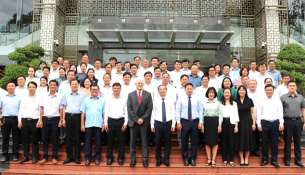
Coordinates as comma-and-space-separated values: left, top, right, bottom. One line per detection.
230, 58, 240, 78
159, 61, 173, 84
0, 82, 22, 163
218, 64, 237, 88
176, 83, 203, 166
81, 84, 105, 166
62, 79, 86, 165
188, 64, 202, 89
266, 60, 282, 89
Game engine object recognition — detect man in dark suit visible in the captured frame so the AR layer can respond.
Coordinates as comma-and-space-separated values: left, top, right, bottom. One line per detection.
127, 79, 153, 167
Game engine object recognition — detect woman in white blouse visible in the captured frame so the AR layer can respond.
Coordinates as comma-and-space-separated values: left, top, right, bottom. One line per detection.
26, 67, 38, 86
36, 76, 48, 96
220, 87, 239, 167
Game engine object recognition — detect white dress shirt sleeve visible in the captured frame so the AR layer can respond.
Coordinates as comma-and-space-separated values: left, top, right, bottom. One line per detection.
18, 98, 25, 122
170, 101, 176, 128
123, 98, 128, 125
277, 99, 284, 126
104, 100, 110, 125
151, 102, 157, 128
256, 99, 262, 127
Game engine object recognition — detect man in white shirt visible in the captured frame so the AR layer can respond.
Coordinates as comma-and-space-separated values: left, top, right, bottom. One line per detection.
152, 67, 162, 86
207, 66, 219, 91
94, 59, 105, 83
257, 84, 284, 167
58, 70, 78, 95
160, 61, 173, 85
49, 60, 60, 80
112, 61, 124, 84
218, 64, 237, 88
109, 57, 117, 75
103, 82, 128, 166
229, 58, 240, 78
18, 81, 41, 163
57, 57, 64, 67
256, 63, 275, 93
171, 60, 183, 88
195, 75, 209, 103
63, 59, 70, 73
143, 72, 156, 99
181, 59, 191, 75
248, 61, 260, 79
121, 72, 136, 99
77, 55, 94, 73
176, 74, 190, 100
276, 74, 294, 98
148, 57, 159, 74
38, 80, 63, 165
151, 85, 176, 167
133, 56, 143, 70
193, 60, 204, 77
129, 64, 141, 86
123, 61, 131, 74
139, 59, 151, 77
15, 76, 28, 97
99, 73, 113, 101
156, 73, 177, 102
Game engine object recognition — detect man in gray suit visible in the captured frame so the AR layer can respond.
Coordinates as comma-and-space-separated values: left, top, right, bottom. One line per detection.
127, 79, 153, 167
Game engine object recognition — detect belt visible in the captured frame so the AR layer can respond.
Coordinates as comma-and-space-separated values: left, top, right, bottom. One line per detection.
155, 120, 172, 125
284, 117, 301, 121
2, 116, 17, 118
223, 118, 230, 120
181, 118, 199, 122
109, 117, 124, 122
66, 113, 81, 116
43, 116, 60, 120
262, 119, 279, 123
22, 118, 38, 121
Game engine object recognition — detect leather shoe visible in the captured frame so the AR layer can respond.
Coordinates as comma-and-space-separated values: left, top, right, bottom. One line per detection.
164, 161, 170, 167
118, 159, 124, 165
184, 160, 189, 166
156, 161, 162, 167
32, 158, 38, 163
95, 160, 100, 165
107, 159, 113, 165
63, 158, 74, 164
75, 159, 81, 164
271, 162, 280, 168
285, 161, 290, 166
251, 151, 261, 157
19, 157, 29, 163
59, 140, 65, 146
295, 162, 304, 167
39, 159, 47, 165
143, 161, 148, 167
190, 159, 196, 166
52, 159, 57, 164
85, 160, 90, 166
260, 161, 268, 166
130, 160, 136, 167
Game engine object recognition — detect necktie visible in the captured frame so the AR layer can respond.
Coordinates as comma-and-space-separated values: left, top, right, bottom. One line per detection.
188, 96, 192, 120
138, 91, 141, 105
162, 98, 166, 123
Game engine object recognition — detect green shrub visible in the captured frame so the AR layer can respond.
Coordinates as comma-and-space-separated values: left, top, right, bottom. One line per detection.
0, 76, 12, 90
4, 65, 28, 80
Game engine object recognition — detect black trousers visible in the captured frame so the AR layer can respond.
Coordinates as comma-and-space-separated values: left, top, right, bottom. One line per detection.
1, 117, 19, 159
261, 120, 279, 162
198, 129, 204, 145
21, 118, 39, 159
85, 127, 101, 160
42, 117, 60, 160
106, 118, 125, 160
154, 121, 172, 162
130, 124, 149, 161
284, 118, 303, 162
65, 113, 81, 160
221, 119, 236, 162
252, 124, 261, 152
181, 119, 199, 161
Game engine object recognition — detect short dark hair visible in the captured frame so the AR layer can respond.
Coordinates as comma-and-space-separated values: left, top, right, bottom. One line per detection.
154, 67, 161, 72
49, 80, 58, 86
159, 61, 167, 65
103, 73, 111, 79
185, 83, 193, 88
190, 64, 198, 69
259, 63, 267, 67
69, 64, 77, 73
144, 71, 153, 77
287, 80, 296, 86
39, 61, 47, 65
109, 57, 117, 62
59, 67, 66, 73
282, 74, 291, 79
268, 60, 276, 64
17, 75, 26, 80
151, 57, 159, 61
264, 78, 273, 83
222, 64, 230, 69
158, 85, 167, 90
250, 61, 256, 64
27, 81, 37, 88
80, 62, 87, 67
239, 66, 249, 76
104, 63, 112, 68
94, 59, 102, 63
265, 84, 274, 89
174, 60, 182, 64
180, 74, 189, 80
130, 64, 138, 69
28, 66, 35, 71
193, 60, 200, 64
221, 77, 233, 89
231, 58, 239, 63
201, 75, 210, 80
215, 64, 221, 68
70, 79, 78, 85
90, 83, 99, 90
51, 60, 59, 64
43, 66, 50, 71
115, 61, 122, 65
205, 87, 217, 98
124, 61, 131, 66
134, 56, 141, 60
67, 70, 75, 75
208, 66, 215, 71
6, 81, 16, 86
182, 59, 189, 63
112, 82, 121, 88
162, 73, 170, 78
123, 72, 131, 78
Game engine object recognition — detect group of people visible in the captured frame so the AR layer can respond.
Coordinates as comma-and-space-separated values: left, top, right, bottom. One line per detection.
0, 55, 304, 168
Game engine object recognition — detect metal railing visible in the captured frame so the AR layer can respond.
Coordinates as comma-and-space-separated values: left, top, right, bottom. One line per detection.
0, 24, 32, 46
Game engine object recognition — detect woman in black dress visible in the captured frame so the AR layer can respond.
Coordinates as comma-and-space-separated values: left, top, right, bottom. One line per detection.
235, 85, 256, 166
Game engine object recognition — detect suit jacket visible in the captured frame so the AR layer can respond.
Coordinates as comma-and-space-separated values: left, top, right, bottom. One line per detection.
127, 90, 153, 127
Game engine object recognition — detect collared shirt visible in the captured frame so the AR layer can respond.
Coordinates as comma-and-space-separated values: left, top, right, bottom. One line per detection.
266, 69, 282, 88
81, 96, 105, 128
152, 77, 162, 86
99, 85, 113, 101
256, 96, 284, 127
202, 99, 223, 125
176, 84, 196, 100
138, 68, 151, 77
104, 95, 128, 125
248, 70, 260, 79
188, 74, 202, 89
181, 68, 191, 75
94, 68, 106, 83
280, 93, 305, 118
195, 85, 208, 103
112, 71, 124, 84
230, 68, 240, 78
58, 80, 80, 95
0, 94, 22, 116
121, 83, 136, 98
49, 69, 59, 80
36, 86, 48, 97
171, 70, 183, 88
247, 89, 259, 121
161, 70, 173, 82
18, 94, 41, 122
15, 86, 28, 97
40, 93, 64, 117
198, 70, 204, 77
276, 84, 297, 98
175, 94, 203, 124
26, 77, 38, 87
143, 83, 156, 99
55, 77, 67, 86
221, 102, 239, 125
130, 75, 139, 86
62, 91, 87, 114
208, 76, 219, 91
256, 73, 275, 93
35, 70, 44, 78
77, 63, 94, 73
154, 84, 177, 102
218, 74, 237, 88
151, 97, 176, 128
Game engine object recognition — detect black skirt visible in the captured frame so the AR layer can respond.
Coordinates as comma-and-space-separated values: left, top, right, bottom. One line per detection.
204, 117, 219, 146
235, 120, 256, 151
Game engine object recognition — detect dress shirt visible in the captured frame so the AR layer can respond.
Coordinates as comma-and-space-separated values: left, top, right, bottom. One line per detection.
49, 69, 59, 80
154, 84, 177, 102
256, 73, 275, 93
99, 85, 113, 101
138, 68, 152, 77
148, 66, 156, 74
143, 83, 156, 99
121, 83, 136, 98
161, 70, 173, 82
256, 96, 284, 127
280, 93, 305, 118
221, 102, 239, 125
62, 91, 87, 114
180, 68, 191, 75
248, 70, 260, 79
112, 72, 124, 84
266, 69, 282, 88
15, 86, 28, 97
0, 94, 22, 116
40, 93, 64, 117
247, 89, 259, 121
130, 75, 139, 86
198, 70, 204, 77
176, 85, 196, 100
35, 70, 44, 78
36, 86, 48, 97
94, 68, 106, 83
18, 94, 42, 122
208, 76, 219, 91
175, 94, 203, 124
275, 84, 296, 98
202, 99, 223, 125
58, 80, 80, 95
104, 95, 128, 125
151, 77, 162, 86
0, 88, 7, 97
151, 97, 176, 128
81, 96, 105, 128
218, 74, 237, 88
171, 70, 183, 88
77, 63, 94, 73
55, 77, 67, 86
188, 74, 202, 89
195, 86, 208, 103
26, 77, 38, 86
230, 68, 240, 78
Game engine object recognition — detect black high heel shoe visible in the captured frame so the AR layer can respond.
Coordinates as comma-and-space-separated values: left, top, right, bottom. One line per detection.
205, 159, 211, 166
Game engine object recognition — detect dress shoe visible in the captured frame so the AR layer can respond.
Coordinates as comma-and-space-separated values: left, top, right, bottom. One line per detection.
39, 159, 47, 164
178, 139, 182, 148
107, 159, 113, 165
295, 162, 304, 167
184, 160, 189, 166
156, 161, 162, 167
130, 160, 136, 167
188, 142, 191, 148
190, 159, 196, 166
52, 159, 58, 164
12, 156, 19, 162
95, 160, 100, 165
271, 162, 280, 168
285, 161, 290, 166
59, 140, 65, 146
260, 161, 268, 166
143, 161, 148, 167
32, 158, 38, 163
85, 160, 90, 166
75, 159, 81, 164
63, 158, 74, 164
118, 159, 124, 165
251, 151, 261, 157
199, 144, 204, 149
164, 161, 170, 167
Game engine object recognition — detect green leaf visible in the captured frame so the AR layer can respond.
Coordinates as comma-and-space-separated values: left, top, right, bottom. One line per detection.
4, 65, 28, 80
277, 43, 305, 62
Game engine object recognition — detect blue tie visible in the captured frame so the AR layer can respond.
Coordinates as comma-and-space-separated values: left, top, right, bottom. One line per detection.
162, 98, 166, 123
188, 96, 192, 120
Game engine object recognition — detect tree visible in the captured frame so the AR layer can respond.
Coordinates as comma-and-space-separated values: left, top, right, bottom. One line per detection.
276, 43, 305, 89
0, 45, 46, 90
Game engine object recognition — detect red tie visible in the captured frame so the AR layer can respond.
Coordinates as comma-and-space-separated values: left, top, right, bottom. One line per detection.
138, 91, 141, 105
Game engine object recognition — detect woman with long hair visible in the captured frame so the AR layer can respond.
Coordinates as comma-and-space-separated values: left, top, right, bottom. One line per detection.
36, 76, 49, 95
215, 64, 222, 77
26, 67, 38, 86
235, 67, 249, 89
85, 68, 98, 85
217, 77, 237, 101
69, 64, 77, 74
35, 61, 47, 78
80, 77, 92, 97
56, 67, 67, 86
